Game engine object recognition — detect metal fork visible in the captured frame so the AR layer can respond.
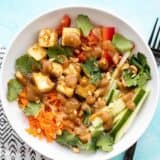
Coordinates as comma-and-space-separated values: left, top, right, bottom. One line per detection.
124, 18, 160, 160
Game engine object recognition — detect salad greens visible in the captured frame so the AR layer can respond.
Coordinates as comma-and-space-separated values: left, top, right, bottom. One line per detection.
47, 45, 73, 63
82, 110, 91, 126
57, 130, 82, 148
7, 79, 23, 101
57, 130, 114, 152
76, 14, 93, 37
23, 102, 41, 116
16, 54, 41, 74
122, 53, 151, 87
96, 133, 114, 152
81, 58, 101, 84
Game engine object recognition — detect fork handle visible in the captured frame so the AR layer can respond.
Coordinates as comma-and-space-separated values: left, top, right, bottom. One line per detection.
123, 142, 137, 160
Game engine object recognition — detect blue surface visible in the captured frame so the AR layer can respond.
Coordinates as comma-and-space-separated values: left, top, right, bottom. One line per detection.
0, 0, 160, 159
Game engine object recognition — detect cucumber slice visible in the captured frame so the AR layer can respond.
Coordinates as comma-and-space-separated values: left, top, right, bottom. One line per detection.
105, 80, 116, 104
113, 109, 128, 125
107, 98, 126, 116
111, 89, 120, 102
114, 89, 149, 142
110, 88, 149, 142
106, 89, 114, 105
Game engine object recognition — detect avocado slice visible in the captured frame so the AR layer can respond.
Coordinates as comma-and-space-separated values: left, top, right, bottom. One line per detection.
112, 33, 134, 53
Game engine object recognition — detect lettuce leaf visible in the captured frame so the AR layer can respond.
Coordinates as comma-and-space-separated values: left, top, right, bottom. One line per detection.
57, 130, 97, 152
76, 14, 93, 37
23, 102, 41, 116
57, 130, 114, 152
47, 45, 73, 63
7, 79, 23, 101
81, 58, 101, 84
96, 133, 114, 152
16, 54, 41, 74
56, 130, 82, 148
122, 53, 151, 87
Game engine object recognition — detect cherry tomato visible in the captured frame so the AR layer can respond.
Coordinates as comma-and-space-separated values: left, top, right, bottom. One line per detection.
56, 14, 71, 36
61, 14, 71, 27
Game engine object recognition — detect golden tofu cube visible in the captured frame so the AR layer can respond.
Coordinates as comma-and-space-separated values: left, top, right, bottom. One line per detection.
32, 72, 54, 92
62, 27, 81, 48
51, 62, 63, 77
76, 83, 96, 98
39, 28, 58, 47
56, 80, 74, 97
28, 43, 47, 61
63, 63, 80, 77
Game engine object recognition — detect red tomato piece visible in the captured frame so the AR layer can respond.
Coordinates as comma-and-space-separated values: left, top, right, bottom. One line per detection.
61, 14, 71, 27
56, 14, 71, 36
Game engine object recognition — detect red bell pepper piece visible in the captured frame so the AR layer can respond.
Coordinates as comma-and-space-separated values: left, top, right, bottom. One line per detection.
104, 51, 112, 65
102, 27, 115, 41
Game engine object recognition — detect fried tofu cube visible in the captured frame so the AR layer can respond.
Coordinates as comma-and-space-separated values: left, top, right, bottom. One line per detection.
62, 27, 81, 48
76, 83, 96, 98
28, 43, 47, 61
51, 62, 63, 77
39, 28, 58, 47
32, 72, 54, 92
63, 63, 80, 77
56, 80, 74, 97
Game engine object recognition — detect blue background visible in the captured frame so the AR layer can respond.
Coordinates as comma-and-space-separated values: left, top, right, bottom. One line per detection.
0, 0, 160, 159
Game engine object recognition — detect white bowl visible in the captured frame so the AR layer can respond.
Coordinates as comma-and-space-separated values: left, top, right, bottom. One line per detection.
0, 7, 159, 160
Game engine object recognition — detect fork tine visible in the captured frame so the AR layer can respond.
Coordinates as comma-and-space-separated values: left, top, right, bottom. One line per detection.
152, 26, 160, 49
148, 18, 159, 46
158, 39, 160, 49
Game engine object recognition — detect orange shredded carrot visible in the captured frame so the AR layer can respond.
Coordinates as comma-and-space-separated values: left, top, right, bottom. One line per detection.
45, 92, 57, 103
18, 89, 28, 108
27, 110, 63, 142
44, 91, 63, 111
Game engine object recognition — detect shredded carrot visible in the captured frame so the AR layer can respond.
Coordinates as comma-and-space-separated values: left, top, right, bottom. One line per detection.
27, 110, 63, 142
44, 92, 57, 103
44, 91, 63, 111
18, 88, 28, 108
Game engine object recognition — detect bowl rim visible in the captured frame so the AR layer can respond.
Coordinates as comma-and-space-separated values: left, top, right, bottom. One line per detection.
0, 6, 159, 160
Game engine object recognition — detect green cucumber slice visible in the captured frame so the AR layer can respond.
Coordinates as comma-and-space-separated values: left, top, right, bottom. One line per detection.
107, 98, 126, 117
114, 89, 149, 142
106, 89, 115, 105
113, 109, 128, 125
110, 88, 148, 142
105, 80, 116, 104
